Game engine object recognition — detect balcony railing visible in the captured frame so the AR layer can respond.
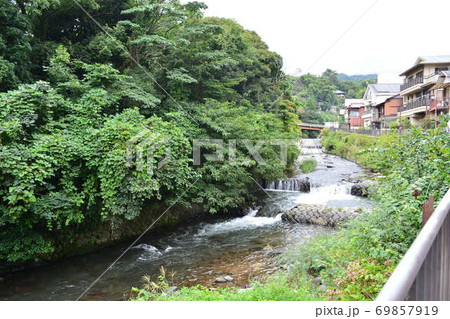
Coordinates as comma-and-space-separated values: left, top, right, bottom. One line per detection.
424, 71, 441, 80
400, 95, 430, 112
437, 99, 450, 108
430, 99, 450, 111
401, 76, 424, 91
363, 108, 381, 121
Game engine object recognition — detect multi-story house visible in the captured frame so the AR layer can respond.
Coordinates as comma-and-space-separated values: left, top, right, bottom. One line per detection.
399, 56, 450, 126
344, 99, 365, 129
372, 95, 403, 128
430, 70, 450, 117
361, 83, 401, 128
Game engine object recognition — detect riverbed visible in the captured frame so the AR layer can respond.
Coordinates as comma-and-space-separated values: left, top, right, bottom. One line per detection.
0, 139, 371, 301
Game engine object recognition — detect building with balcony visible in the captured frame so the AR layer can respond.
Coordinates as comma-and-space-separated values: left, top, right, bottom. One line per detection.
361, 83, 401, 128
372, 95, 403, 128
429, 71, 450, 117
399, 56, 450, 125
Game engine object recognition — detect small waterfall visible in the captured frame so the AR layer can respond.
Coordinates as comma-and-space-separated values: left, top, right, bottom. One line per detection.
313, 184, 352, 195
266, 178, 310, 192
196, 208, 282, 236
295, 183, 370, 207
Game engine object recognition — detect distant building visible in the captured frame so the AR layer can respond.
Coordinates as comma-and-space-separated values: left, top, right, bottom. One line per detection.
324, 122, 340, 129
372, 95, 403, 128
399, 55, 450, 126
361, 83, 401, 128
429, 70, 450, 117
334, 90, 346, 98
344, 99, 365, 129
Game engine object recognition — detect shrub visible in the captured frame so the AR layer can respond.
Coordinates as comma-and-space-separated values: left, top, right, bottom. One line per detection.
300, 159, 317, 173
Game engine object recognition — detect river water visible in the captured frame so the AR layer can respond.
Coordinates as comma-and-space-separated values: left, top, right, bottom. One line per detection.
0, 139, 371, 301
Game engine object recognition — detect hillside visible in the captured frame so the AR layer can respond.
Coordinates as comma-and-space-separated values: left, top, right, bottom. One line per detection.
337, 73, 377, 82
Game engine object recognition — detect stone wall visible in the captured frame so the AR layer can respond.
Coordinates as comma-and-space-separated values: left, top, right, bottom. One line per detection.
282, 204, 364, 227
1, 203, 245, 274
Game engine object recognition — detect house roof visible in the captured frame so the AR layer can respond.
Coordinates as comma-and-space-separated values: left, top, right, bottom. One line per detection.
344, 99, 365, 108
400, 55, 450, 76
416, 56, 450, 64
373, 94, 403, 107
387, 94, 402, 100
367, 83, 401, 94
441, 70, 450, 77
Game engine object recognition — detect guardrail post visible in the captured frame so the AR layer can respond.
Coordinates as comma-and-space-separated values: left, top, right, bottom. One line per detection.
422, 195, 435, 226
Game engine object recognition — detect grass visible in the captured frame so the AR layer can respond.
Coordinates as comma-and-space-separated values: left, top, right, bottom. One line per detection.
132, 274, 324, 301
300, 159, 317, 173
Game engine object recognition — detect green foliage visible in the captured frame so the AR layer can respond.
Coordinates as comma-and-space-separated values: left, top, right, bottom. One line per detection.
0, 0, 300, 263
300, 123, 450, 300
300, 159, 317, 173
320, 128, 384, 168
327, 259, 395, 301
337, 73, 377, 83
292, 70, 374, 132
133, 274, 320, 301
0, 0, 32, 91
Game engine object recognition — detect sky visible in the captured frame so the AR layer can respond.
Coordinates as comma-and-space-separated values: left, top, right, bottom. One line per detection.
182, 0, 450, 77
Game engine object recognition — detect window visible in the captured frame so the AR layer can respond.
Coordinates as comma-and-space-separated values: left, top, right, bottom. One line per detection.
350, 111, 360, 118
416, 71, 423, 82
435, 67, 448, 74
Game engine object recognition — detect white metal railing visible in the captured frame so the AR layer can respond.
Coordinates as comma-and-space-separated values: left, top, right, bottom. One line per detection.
377, 189, 450, 301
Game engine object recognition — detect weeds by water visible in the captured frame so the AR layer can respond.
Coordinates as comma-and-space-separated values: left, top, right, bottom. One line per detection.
300, 159, 317, 173
133, 274, 323, 301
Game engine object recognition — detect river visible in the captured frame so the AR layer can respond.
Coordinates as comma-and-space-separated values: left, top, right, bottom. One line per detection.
0, 139, 371, 301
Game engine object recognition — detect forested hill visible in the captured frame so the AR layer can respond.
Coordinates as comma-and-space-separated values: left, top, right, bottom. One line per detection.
337, 73, 377, 82
0, 0, 301, 264
288, 69, 376, 126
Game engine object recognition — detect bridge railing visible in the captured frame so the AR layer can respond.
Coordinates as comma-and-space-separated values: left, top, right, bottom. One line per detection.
376, 188, 450, 301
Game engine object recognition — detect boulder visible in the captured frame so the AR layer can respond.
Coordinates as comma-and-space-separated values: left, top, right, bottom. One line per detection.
351, 182, 375, 197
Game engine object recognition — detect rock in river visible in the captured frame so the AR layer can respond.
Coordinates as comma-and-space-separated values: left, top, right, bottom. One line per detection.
215, 276, 234, 283
350, 181, 376, 198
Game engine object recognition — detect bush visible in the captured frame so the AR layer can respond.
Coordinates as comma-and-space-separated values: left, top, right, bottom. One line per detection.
300, 159, 317, 173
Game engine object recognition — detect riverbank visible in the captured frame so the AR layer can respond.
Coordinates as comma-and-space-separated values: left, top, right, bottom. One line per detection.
0, 204, 249, 275
131, 139, 377, 301
133, 126, 449, 301
0, 139, 370, 300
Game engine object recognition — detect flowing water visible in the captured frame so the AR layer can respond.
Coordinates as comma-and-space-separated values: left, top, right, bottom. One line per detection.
0, 139, 371, 301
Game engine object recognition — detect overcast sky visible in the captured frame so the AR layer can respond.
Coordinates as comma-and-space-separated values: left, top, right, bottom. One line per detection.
183, 0, 449, 77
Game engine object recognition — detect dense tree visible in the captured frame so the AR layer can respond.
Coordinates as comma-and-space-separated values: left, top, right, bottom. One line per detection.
0, 0, 300, 263
290, 69, 375, 127
0, 0, 33, 90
